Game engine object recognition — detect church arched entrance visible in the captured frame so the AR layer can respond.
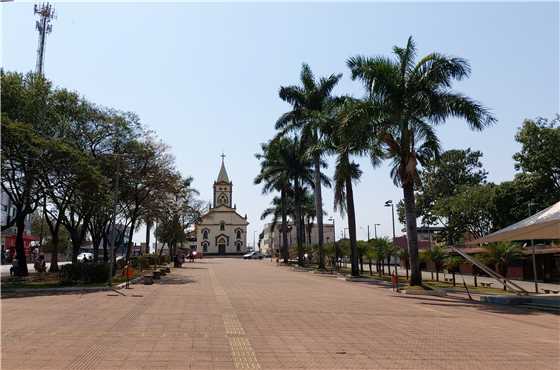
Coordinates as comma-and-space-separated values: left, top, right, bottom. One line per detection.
218, 237, 226, 255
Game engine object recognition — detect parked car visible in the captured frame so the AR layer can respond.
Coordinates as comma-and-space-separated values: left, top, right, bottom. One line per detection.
243, 251, 263, 260
77, 252, 93, 262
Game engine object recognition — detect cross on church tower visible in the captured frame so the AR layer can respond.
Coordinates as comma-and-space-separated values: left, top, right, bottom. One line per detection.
214, 153, 232, 208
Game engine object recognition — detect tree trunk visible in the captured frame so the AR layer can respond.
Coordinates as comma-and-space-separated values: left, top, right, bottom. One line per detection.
360, 255, 364, 274
368, 258, 372, 276
313, 150, 325, 269
126, 218, 137, 261
71, 237, 80, 264
145, 221, 152, 255
15, 214, 29, 276
102, 234, 109, 263
92, 236, 101, 263
280, 189, 289, 264
48, 233, 59, 273
436, 270, 439, 282
403, 182, 421, 285
294, 180, 304, 266
452, 272, 456, 287
345, 176, 359, 277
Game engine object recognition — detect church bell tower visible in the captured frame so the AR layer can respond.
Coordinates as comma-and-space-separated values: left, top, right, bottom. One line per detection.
213, 154, 232, 208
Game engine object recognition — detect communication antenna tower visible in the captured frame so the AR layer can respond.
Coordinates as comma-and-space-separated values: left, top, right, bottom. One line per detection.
34, 2, 56, 76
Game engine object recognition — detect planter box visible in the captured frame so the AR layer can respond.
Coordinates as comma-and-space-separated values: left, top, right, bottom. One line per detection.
143, 275, 154, 285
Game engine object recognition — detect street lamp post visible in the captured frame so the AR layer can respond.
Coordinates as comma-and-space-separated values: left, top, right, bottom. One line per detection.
384, 200, 396, 242
373, 224, 380, 239
329, 217, 338, 272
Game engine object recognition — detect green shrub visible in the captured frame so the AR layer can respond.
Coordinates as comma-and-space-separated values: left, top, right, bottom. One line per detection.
60, 263, 109, 284
129, 254, 171, 269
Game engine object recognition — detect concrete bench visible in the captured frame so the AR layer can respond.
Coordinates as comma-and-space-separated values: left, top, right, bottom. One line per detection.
542, 289, 559, 294
444, 278, 453, 283
480, 282, 494, 288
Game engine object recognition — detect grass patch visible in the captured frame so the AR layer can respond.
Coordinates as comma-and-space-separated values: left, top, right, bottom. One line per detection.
1, 269, 143, 290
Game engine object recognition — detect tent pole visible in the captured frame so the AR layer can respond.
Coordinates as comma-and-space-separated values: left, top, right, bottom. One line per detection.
531, 239, 538, 294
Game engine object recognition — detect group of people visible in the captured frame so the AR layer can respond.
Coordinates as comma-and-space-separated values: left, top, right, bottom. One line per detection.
7, 246, 47, 276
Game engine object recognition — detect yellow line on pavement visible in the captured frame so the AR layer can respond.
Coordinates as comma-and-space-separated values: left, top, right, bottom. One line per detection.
208, 267, 261, 369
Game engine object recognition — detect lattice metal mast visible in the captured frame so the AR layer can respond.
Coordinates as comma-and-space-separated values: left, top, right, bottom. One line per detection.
34, 2, 56, 76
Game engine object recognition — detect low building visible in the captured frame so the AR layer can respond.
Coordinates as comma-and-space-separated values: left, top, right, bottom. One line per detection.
260, 222, 335, 256
1, 189, 36, 261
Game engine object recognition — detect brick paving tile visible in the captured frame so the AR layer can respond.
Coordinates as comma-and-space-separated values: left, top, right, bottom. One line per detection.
2, 258, 559, 370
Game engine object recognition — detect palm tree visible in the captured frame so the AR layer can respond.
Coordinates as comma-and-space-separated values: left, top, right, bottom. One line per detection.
255, 138, 293, 264
483, 242, 523, 290
276, 64, 341, 270
347, 37, 496, 285
399, 247, 410, 279
427, 245, 447, 281
445, 255, 463, 287
321, 99, 382, 277
255, 136, 321, 265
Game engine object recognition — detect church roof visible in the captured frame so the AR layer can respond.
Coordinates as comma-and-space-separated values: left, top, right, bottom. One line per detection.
217, 159, 230, 183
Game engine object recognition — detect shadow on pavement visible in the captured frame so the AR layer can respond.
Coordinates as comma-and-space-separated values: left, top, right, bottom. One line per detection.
394, 293, 555, 316
158, 275, 196, 285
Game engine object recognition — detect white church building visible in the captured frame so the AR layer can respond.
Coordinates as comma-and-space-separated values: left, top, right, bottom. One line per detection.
195, 157, 249, 255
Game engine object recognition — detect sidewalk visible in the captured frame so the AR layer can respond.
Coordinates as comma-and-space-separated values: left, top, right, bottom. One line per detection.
340, 262, 560, 292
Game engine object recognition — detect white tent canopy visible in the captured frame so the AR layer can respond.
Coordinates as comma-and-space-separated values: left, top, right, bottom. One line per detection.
468, 201, 560, 244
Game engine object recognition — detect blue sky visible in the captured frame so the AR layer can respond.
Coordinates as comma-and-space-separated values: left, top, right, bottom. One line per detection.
2, 1, 558, 244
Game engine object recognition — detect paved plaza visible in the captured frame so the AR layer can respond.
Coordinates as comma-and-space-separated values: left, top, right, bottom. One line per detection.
2, 258, 559, 370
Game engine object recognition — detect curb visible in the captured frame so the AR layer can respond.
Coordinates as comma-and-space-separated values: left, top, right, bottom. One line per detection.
400, 289, 447, 297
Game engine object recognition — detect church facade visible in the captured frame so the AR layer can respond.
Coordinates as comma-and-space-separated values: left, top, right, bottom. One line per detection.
195, 158, 249, 255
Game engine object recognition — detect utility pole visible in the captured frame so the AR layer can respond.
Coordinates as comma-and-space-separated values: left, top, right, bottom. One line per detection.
367, 225, 370, 241
528, 202, 539, 294
374, 224, 380, 239
34, 3, 56, 76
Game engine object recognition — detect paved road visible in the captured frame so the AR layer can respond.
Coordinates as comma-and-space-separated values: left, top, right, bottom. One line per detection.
2, 259, 558, 370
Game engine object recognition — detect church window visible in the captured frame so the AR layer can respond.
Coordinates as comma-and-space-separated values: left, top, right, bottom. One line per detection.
236, 241, 242, 252
202, 229, 209, 240
202, 241, 208, 253
236, 230, 241, 240
220, 221, 225, 231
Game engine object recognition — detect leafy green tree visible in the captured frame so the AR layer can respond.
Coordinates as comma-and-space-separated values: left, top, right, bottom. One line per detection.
1, 72, 55, 275
276, 64, 340, 269
491, 116, 560, 229
513, 116, 560, 195
435, 184, 496, 241
414, 149, 488, 242
348, 36, 495, 285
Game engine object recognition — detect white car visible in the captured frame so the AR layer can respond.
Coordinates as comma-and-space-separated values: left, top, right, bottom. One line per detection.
77, 252, 93, 262
243, 251, 263, 260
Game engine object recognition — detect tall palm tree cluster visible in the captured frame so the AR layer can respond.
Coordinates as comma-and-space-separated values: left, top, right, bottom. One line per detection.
255, 37, 495, 284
